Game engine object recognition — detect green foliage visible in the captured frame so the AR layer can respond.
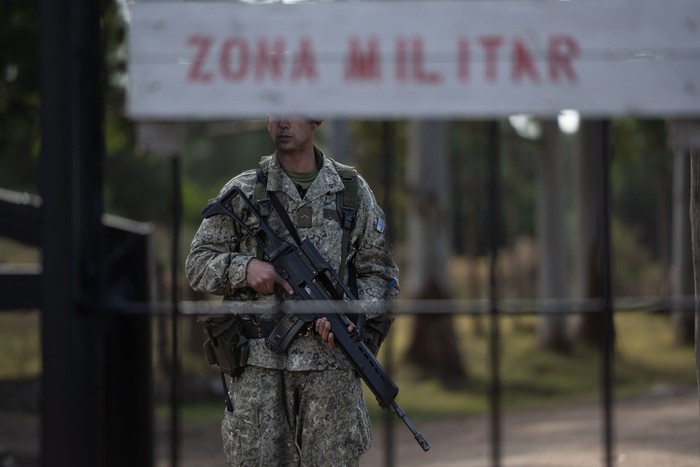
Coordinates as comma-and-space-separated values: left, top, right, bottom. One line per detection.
342, 121, 409, 244
612, 218, 664, 296
0, 1, 40, 193
348, 121, 407, 199
611, 119, 672, 261
179, 122, 275, 230
104, 153, 173, 222
101, 1, 178, 224
449, 121, 539, 256
450, 122, 488, 255
500, 121, 538, 243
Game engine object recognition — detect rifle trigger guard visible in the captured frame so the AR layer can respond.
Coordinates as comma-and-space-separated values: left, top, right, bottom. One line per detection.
302, 321, 315, 337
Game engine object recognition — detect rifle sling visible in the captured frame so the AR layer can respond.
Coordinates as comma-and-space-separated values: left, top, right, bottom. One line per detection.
256, 169, 303, 246
269, 191, 303, 247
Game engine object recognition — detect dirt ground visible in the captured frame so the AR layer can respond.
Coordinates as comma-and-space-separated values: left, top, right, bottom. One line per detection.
2, 386, 698, 467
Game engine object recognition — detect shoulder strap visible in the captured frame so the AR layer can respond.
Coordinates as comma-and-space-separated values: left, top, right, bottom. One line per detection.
335, 166, 359, 294
254, 169, 271, 260
270, 192, 303, 246
254, 177, 270, 217
254, 163, 271, 218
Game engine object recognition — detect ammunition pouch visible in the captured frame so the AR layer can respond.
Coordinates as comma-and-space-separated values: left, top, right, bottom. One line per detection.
363, 313, 394, 355
200, 316, 249, 377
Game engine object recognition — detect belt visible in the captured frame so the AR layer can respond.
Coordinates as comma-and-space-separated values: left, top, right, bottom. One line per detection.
239, 317, 315, 339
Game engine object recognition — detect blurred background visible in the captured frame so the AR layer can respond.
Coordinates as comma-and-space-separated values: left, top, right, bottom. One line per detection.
0, 1, 698, 467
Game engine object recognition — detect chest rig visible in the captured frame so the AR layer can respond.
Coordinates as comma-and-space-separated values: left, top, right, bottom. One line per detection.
253, 158, 359, 293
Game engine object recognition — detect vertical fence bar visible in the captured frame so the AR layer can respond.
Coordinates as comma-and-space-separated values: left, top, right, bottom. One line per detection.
39, 0, 106, 464
600, 121, 615, 467
381, 121, 396, 467
487, 121, 502, 467
171, 157, 182, 467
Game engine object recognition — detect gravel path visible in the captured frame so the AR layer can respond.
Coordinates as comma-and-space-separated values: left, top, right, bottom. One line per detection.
359, 386, 699, 467
3, 386, 697, 467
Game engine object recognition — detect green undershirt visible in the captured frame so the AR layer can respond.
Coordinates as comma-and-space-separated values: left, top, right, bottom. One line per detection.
285, 168, 319, 194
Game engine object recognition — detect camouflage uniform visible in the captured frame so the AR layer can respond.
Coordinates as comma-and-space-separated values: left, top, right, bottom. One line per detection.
185, 149, 398, 466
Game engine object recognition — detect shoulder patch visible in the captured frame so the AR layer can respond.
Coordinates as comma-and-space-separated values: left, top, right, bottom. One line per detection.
376, 217, 386, 233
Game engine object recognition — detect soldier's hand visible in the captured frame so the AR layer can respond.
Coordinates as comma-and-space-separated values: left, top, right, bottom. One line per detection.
245, 258, 293, 296
315, 317, 354, 350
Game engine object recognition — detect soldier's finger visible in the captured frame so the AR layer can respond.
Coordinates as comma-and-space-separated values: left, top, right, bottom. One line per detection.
315, 318, 325, 335
275, 275, 294, 295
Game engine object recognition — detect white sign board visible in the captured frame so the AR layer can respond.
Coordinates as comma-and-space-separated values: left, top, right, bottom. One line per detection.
127, 0, 700, 119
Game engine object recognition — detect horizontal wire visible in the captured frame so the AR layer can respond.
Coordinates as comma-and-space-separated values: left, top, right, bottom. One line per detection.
103, 295, 698, 316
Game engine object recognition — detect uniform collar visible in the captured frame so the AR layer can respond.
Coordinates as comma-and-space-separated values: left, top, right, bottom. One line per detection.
263, 147, 345, 202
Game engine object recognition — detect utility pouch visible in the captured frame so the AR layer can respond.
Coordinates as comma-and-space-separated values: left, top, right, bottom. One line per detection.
363, 313, 395, 355
200, 316, 249, 377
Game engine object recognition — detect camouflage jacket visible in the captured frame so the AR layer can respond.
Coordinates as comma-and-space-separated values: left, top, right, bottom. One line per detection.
185, 150, 398, 371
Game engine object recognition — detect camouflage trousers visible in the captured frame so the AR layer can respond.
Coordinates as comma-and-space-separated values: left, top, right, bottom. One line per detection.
222, 366, 371, 466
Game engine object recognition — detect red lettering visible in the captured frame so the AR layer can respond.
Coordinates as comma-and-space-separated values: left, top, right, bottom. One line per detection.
220, 38, 249, 81
549, 35, 579, 83
187, 35, 214, 83
458, 38, 470, 82
411, 38, 442, 83
395, 37, 441, 84
290, 38, 317, 82
344, 37, 381, 81
255, 38, 285, 81
512, 39, 540, 83
480, 36, 503, 82
396, 38, 408, 82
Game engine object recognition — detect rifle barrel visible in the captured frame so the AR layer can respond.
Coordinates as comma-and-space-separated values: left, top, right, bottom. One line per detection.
391, 401, 431, 452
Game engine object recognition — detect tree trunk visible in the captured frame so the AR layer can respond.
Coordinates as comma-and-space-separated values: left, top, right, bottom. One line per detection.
690, 151, 700, 413
671, 149, 694, 345
573, 120, 615, 347
537, 120, 571, 352
667, 120, 700, 413
405, 279, 467, 386
403, 120, 467, 385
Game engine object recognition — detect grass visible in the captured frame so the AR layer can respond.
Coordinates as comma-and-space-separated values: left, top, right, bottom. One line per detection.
1, 309, 695, 423
364, 311, 695, 422
0, 311, 41, 379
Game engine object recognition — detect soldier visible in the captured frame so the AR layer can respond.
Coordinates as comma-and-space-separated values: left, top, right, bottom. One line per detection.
185, 115, 398, 466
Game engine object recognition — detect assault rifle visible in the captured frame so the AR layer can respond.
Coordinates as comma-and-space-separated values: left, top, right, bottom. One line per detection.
202, 185, 430, 452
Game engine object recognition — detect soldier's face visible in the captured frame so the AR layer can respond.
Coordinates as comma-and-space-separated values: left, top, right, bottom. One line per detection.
266, 115, 318, 154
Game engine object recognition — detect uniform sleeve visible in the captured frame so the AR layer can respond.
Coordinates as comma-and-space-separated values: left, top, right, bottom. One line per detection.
185, 217, 254, 296
185, 180, 257, 296
351, 176, 400, 313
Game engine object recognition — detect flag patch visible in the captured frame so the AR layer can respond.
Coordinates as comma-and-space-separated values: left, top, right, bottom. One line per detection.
376, 218, 385, 233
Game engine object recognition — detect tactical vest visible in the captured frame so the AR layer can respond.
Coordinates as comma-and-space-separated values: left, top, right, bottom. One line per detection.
253, 160, 359, 292
252, 158, 393, 355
